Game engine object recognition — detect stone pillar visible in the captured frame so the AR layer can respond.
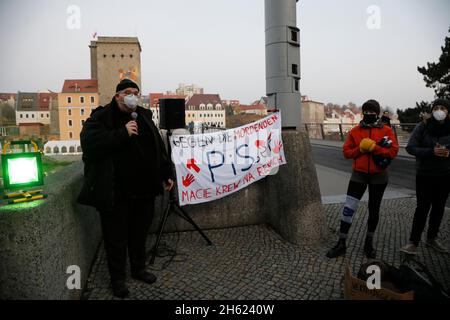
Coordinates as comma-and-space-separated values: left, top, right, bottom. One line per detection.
264, 129, 327, 245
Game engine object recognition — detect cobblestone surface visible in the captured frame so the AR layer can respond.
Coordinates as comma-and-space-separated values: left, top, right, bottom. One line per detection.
84, 198, 450, 300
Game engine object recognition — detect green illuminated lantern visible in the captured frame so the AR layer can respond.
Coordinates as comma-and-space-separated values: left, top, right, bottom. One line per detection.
1, 140, 46, 204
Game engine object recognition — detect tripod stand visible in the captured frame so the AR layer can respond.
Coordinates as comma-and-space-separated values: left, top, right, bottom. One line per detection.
149, 129, 212, 265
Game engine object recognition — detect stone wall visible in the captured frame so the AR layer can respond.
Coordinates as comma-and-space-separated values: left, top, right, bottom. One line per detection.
0, 161, 101, 299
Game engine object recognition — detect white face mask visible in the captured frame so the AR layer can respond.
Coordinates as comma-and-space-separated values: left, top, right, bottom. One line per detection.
433, 109, 447, 121
123, 94, 139, 110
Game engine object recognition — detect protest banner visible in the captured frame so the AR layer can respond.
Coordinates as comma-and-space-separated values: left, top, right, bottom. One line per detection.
170, 112, 286, 206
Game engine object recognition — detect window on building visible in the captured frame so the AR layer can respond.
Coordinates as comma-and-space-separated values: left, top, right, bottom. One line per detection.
130, 54, 133, 58
90, 96, 95, 103
68, 109, 72, 116
47, 114, 49, 118
69, 132, 73, 139
112, 54, 116, 58
121, 54, 124, 58
81, 120, 85, 126
69, 120, 73, 127
80, 96, 85, 103
81, 108, 85, 116
292, 64, 298, 75
26, 114, 29, 118
31, 114, 34, 118
294, 78, 299, 92
41, 114, 44, 118
20, 114, 23, 118
103, 54, 107, 58
291, 30, 298, 42
67, 97, 72, 104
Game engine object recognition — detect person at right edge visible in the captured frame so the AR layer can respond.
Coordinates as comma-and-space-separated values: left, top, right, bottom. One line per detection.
401, 98, 450, 255
326, 99, 399, 259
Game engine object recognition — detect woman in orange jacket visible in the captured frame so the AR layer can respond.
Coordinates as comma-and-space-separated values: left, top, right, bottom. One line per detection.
326, 99, 399, 259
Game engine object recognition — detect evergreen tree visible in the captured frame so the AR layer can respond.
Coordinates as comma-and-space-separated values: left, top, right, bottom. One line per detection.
417, 27, 450, 99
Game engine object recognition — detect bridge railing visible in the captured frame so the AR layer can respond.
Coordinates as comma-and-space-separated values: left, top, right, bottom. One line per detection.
304, 123, 418, 146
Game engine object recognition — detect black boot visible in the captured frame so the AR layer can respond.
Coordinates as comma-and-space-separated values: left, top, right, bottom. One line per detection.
326, 239, 347, 258
111, 281, 129, 299
364, 237, 376, 259
131, 270, 157, 285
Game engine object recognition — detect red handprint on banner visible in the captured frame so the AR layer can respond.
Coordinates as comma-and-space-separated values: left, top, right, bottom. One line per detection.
182, 173, 195, 187
186, 158, 201, 173
255, 140, 265, 148
273, 140, 283, 154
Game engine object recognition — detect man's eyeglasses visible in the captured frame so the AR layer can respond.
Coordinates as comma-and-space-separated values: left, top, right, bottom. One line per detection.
121, 90, 140, 97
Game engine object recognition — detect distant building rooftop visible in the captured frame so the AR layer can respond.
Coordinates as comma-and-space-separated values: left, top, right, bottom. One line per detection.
90, 36, 141, 51
62, 79, 98, 93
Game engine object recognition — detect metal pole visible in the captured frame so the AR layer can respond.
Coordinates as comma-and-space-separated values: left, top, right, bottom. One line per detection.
265, 0, 301, 128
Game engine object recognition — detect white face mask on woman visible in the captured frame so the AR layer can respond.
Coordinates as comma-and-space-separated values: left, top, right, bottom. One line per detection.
433, 109, 447, 121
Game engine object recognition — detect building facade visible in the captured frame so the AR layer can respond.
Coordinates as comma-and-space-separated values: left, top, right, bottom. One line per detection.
301, 95, 325, 124
15, 91, 57, 137
58, 79, 99, 141
175, 83, 203, 98
0, 93, 17, 106
236, 104, 268, 116
185, 94, 226, 128
90, 36, 141, 106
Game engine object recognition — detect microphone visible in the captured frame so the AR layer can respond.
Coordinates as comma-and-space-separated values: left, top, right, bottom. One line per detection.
130, 111, 144, 156
130, 111, 139, 137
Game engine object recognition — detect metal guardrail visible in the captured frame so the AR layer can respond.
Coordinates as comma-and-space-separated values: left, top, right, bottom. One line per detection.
304, 123, 418, 147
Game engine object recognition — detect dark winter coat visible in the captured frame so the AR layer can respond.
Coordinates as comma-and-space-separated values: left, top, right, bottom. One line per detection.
77, 98, 174, 211
406, 117, 450, 176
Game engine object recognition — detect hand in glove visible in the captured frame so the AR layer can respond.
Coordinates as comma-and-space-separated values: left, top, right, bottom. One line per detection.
359, 138, 376, 153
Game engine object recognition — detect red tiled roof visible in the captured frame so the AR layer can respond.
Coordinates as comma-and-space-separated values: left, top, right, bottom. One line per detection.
149, 93, 164, 108
38, 92, 58, 109
187, 94, 221, 107
0, 93, 17, 101
62, 79, 98, 93
149, 93, 186, 108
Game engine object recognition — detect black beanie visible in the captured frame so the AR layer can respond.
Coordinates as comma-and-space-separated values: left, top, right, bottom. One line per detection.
115, 78, 140, 93
362, 99, 381, 115
432, 98, 450, 111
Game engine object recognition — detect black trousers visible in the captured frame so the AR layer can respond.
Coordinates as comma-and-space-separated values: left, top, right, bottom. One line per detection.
340, 180, 388, 235
409, 174, 450, 246
99, 196, 155, 283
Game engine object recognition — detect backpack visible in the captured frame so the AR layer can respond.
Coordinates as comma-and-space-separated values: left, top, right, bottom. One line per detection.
397, 258, 450, 300
356, 258, 450, 300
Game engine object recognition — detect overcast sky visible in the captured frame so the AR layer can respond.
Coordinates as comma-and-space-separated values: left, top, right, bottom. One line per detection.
0, 0, 449, 109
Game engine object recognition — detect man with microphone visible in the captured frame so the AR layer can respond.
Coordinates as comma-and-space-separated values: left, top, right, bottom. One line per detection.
78, 78, 174, 298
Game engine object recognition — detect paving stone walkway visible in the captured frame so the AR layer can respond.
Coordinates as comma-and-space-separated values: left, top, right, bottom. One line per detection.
84, 197, 450, 300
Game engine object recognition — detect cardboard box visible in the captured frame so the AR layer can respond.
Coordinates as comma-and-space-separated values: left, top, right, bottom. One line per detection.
344, 265, 414, 300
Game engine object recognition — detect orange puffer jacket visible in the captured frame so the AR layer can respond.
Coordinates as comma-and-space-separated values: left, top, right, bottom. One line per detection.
343, 123, 399, 174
